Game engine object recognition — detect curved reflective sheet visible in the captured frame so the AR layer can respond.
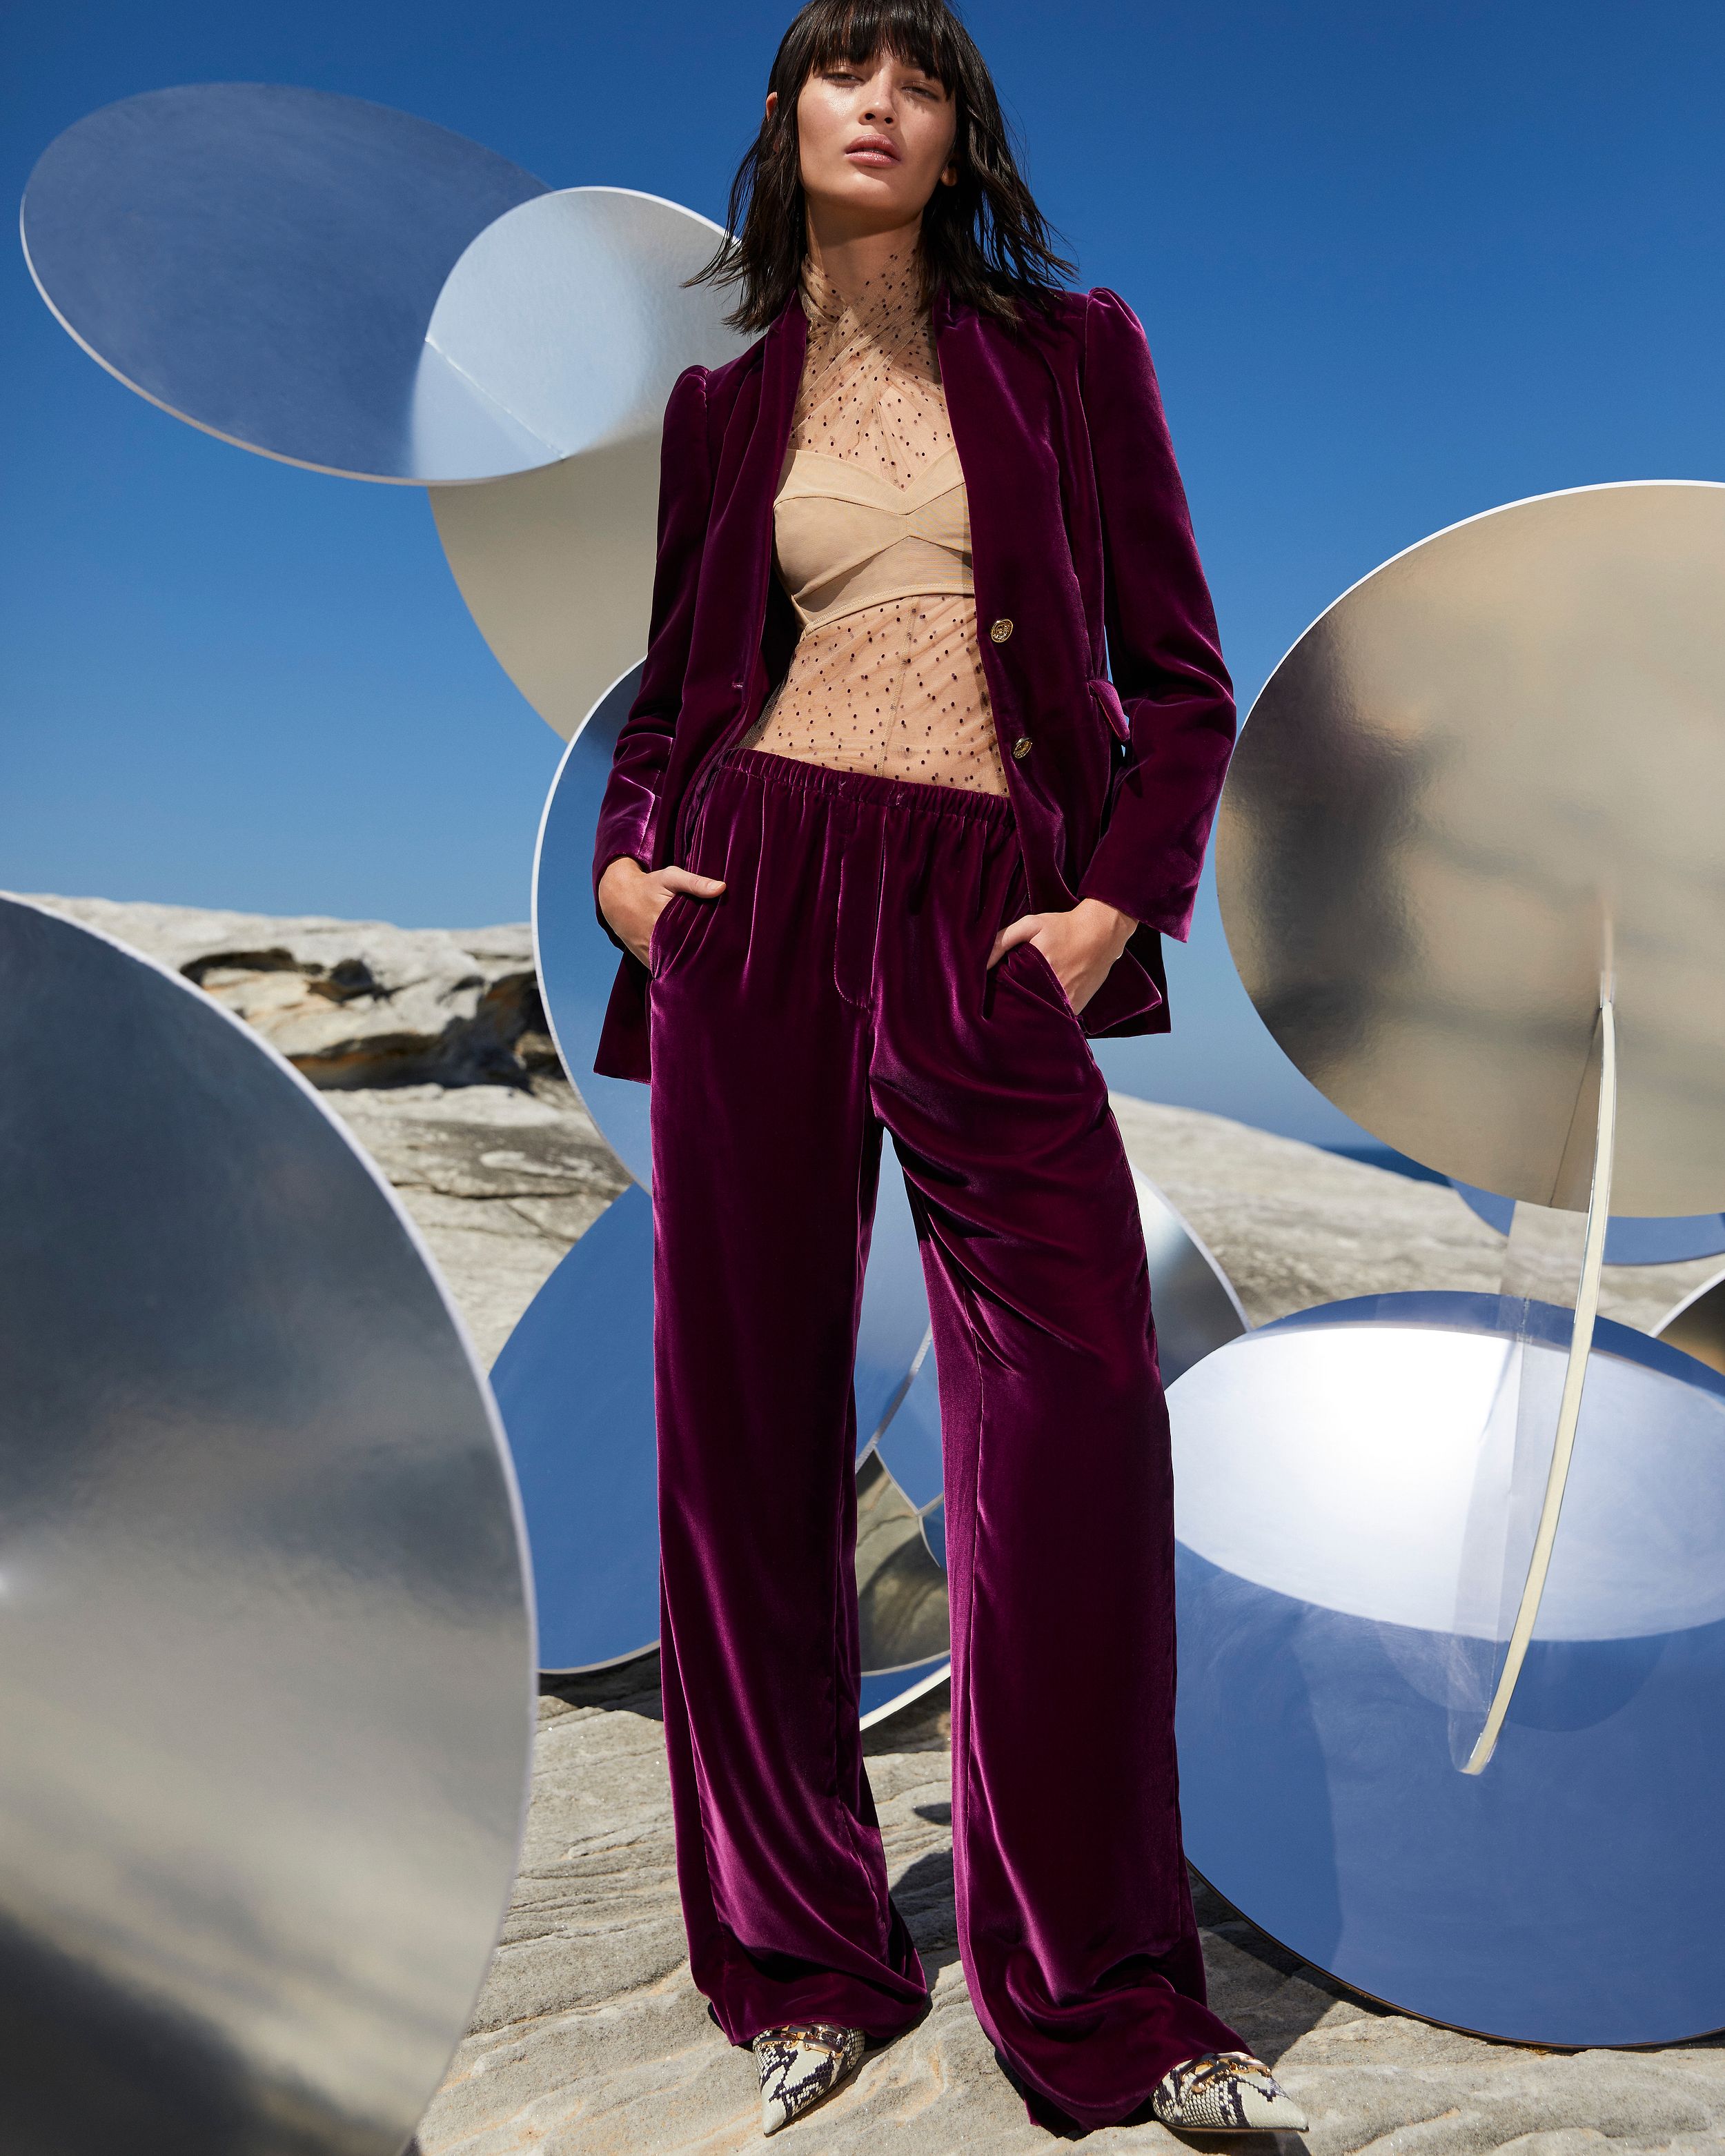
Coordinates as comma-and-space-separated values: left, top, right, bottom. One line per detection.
428, 187, 740, 465
1136, 1168, 1249, 1372
489, 1183, 660, 1672
530, 666, 684, 1189
1450, 1179, 1725, 1267
1655, 1266, 1725, 1379
854, 1450, 952, 1726
1217, 483, 1725, 1215
0, 896, 534, 2153
22, 83, 549, 481
428, 188, 749, 738
1170, 1290, 1725, 2044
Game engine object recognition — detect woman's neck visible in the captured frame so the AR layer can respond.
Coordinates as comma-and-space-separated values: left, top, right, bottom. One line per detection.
802, 215, 925, 311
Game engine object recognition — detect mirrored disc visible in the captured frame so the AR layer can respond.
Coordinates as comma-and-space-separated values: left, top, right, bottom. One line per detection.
1655, 1266, 1725, 1378
872, 1339, 944, 1512
428, 188, 749, 737
1171, 1290, 1725, 2044
859, 1660, 951, 1728
21, 83, 547, 479
1134, 1165, 1248, 1373
1217, 483, 1725, 1214
1449, 1179, 1725, 1267
0, 896, 533, 2152
855, 1450, 951, 1726
489, 1183, 660, 1673
530, 666, 684, 1190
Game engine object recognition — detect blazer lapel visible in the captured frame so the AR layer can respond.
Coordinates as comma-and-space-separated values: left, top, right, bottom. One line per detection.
753, 286, 808, 484
933, 283, 1061, 601
724, 292, 806, 713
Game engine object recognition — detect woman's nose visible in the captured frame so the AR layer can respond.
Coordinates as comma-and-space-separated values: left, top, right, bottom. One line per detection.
860, 75, 898, 121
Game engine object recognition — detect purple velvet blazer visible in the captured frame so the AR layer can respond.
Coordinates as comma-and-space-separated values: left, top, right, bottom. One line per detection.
589, 277, 1234, 1084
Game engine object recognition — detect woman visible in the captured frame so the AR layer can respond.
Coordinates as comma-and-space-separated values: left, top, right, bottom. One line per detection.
592, 1, 1307, 2138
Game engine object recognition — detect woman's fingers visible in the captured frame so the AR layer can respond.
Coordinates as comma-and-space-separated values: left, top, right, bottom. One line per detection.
637, 869, 726, 969
989, 911, 1110, 1013
987, 911, 1043, 967
598, 860, 727, 968
658, 867, 727, 898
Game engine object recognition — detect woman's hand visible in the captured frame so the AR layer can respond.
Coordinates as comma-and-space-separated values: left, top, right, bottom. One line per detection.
598, 855, 727, 969
988, 897, 1136, 1016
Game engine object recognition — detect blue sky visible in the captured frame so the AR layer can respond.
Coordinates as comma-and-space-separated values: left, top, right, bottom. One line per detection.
4, 1, 1724, 1140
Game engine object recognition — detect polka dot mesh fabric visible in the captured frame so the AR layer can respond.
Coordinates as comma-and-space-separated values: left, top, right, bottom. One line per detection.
738, 244, 1007, 795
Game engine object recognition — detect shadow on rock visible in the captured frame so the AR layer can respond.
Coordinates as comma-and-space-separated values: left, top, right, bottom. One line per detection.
892, 1846, 961, 1976
1191, 1870, 1382, 2068
538, 1648, 664, 1721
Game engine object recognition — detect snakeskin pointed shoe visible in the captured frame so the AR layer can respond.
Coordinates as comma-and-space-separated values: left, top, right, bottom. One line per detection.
752, 2021, 866, 2137
1150, 2050, 1309, 2133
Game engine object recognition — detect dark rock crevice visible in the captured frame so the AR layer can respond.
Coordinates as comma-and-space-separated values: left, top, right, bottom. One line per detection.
39, 896, 565, 1091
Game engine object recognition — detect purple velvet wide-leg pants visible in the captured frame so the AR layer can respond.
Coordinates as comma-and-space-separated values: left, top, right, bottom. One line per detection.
646, 745, 1241, 2130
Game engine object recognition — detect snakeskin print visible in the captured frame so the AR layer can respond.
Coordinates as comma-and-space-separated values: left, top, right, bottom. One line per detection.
1150, 2049, 1307, 2132
752, 2021, 866, 2135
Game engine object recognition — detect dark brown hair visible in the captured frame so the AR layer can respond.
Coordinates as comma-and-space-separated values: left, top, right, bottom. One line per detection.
686, 0, 1076, 334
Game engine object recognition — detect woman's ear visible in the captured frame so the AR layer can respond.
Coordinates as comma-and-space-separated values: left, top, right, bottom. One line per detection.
765, 89, 778, 120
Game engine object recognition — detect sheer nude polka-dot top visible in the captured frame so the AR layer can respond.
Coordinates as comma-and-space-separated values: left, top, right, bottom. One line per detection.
738, 246, 1007, 795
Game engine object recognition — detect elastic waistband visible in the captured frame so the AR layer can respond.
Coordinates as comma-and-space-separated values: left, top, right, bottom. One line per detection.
717, 744, 1016, 827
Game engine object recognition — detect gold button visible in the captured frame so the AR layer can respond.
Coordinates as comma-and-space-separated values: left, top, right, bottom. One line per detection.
989, 617, 1014, 644
1012, 735, 1033, 760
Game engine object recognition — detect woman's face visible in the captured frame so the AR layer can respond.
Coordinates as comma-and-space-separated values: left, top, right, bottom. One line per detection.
768, 48, 958, 230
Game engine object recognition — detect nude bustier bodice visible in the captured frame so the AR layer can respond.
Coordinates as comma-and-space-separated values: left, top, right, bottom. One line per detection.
738, 247, 1007, 795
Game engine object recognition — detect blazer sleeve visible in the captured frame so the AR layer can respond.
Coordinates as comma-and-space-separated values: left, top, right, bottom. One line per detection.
591, 362, 714, 951
1073, 287, 1235, 942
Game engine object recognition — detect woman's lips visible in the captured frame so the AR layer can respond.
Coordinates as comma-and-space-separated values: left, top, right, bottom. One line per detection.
846, 138, 900, 166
